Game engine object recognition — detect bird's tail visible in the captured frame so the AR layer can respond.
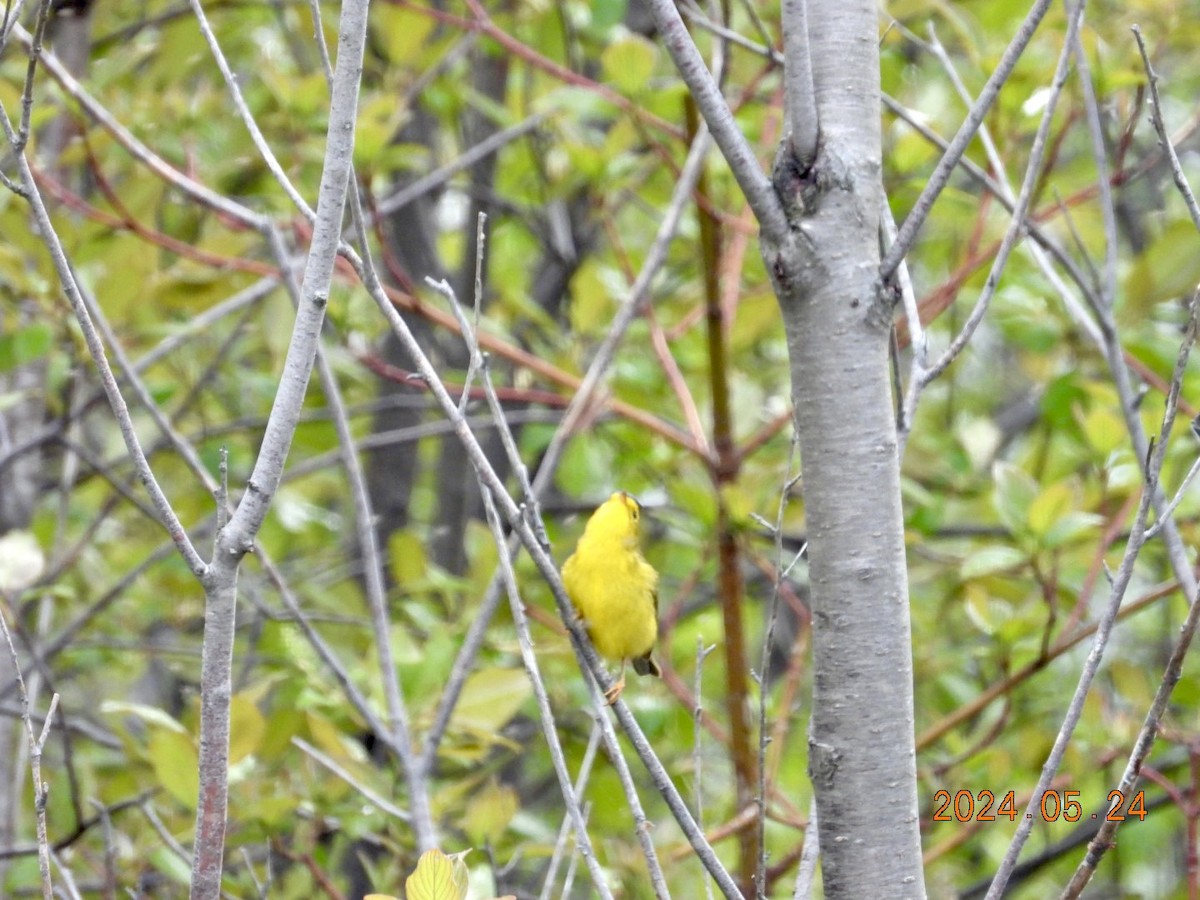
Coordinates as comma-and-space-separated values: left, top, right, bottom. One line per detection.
632, 654, 661, 678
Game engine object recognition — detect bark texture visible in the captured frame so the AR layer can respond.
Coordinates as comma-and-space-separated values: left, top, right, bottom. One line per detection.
765, 1, 926, 894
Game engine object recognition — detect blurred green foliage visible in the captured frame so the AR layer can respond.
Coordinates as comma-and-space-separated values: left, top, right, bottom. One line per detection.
2, 0, 1200, 895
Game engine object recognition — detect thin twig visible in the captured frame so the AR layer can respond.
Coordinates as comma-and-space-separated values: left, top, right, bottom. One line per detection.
1132, 26, 1200, 232
1145, 452, 1200, 539
9, 23, 270, 227
0, 605, 58, 900
48, 847, 82, 900
916, 1, 1085, 390
880, 0, 1054, 277
376, 114, 549, 217
642, 0, 787, 239
269, 218, 435, 849
694, 638, 717, 900
791, 798, 819, 899
988, 292, 1200, 898
757, 439, 801, 898
0, 100, 206, 577
15, 0, 53, 153
360, 193, 742, 900
538, 721, 602, 900
291, 737, 410, 820
538, 121, 719, 479
443, 264, 671, 897
918, 22, 1103, 342
1071, 27, 1119, 302
185, 0, 313, 216
142, 801, 193, 866
419, 121, 718, 773
478, 489, 615, 900
185, 0, 375, 890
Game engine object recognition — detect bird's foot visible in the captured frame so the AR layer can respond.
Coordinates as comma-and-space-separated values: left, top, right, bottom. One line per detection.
604, 676, 626, 706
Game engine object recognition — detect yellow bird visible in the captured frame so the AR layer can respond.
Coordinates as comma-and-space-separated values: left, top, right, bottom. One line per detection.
561, 491, 661, 704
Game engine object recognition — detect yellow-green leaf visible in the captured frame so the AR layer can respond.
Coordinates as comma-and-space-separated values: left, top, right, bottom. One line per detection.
600, 35, 657, 94
148, 729, 199, 809
1080, 406, 1124, 456
451, 668, 531, 737
463, 779, 519, 846
406, 849, 469, 900
960, 546, 1026, 580
370, 4, 436, 65
389, 530, 429, 588
992, 462, 1037, 535
1027, 481, 1073, 539
229, 693, 266, 764
101, 702, 188, 735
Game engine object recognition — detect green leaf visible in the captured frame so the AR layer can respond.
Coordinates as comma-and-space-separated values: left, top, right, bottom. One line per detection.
0, 323, 52, 372
1080, 406, 1125, 456
964, 585, 1007, 636
354, 94, 408, 170
389, 530, 429, 588
101, 702, 189, 734
992, 462, 1037, 535
148, 845, 193, 888
589, 0, 627, 31
1027, 481, 1073, 539
148, 728, 199, 809
463, 779, 519, 846
370, 4, 436, 65
960, 546, 1026, 579
600, 35, 658, 95
229, 693, 266, 764
1042, 511, 1103, 548
406, 849, 470, 900
451, 668, 531, 737
1121, 220, 1200, 316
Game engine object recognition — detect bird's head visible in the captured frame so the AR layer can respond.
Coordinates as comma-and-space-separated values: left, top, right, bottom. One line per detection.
586, 491, 643, 544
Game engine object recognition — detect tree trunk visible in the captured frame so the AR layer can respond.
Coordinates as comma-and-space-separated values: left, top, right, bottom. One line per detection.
765, 1, 926, 894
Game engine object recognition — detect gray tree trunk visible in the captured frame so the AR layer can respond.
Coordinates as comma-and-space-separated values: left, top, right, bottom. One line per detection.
765, 2, 927, 895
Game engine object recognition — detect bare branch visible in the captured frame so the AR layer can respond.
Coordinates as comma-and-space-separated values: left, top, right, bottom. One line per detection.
916, 23, 1103, 345
187, 0, 375, 889
694, 638, 717, 900
791, 798, 819, 899
436, 260, 673, 897
477, 489, 616, 900
756, 438, 800, 896
880, 0, 1054, 279
0, 104, 206, 577
642, 0, 787, 239
358, 207, 742, 900
219, 16, 366, 544
15, 0, 53, 154
538, 121, 719, 480
291, 737, 411, 821
185, 0, 314, 216
781, 0, 818, 170
991, 293, 1200, 899
9, 23, 270, 228
1072, 28, 1119, 302
915, 3, 1085, 389
538, 723, 602, 900
376, 114, 549, 218
312, 323, 435, 843
0, 606, 58, 900
1132, 26, 1200, 233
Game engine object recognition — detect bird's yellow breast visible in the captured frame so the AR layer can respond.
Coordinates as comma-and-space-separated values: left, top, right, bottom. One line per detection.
562, 532, 658, 663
